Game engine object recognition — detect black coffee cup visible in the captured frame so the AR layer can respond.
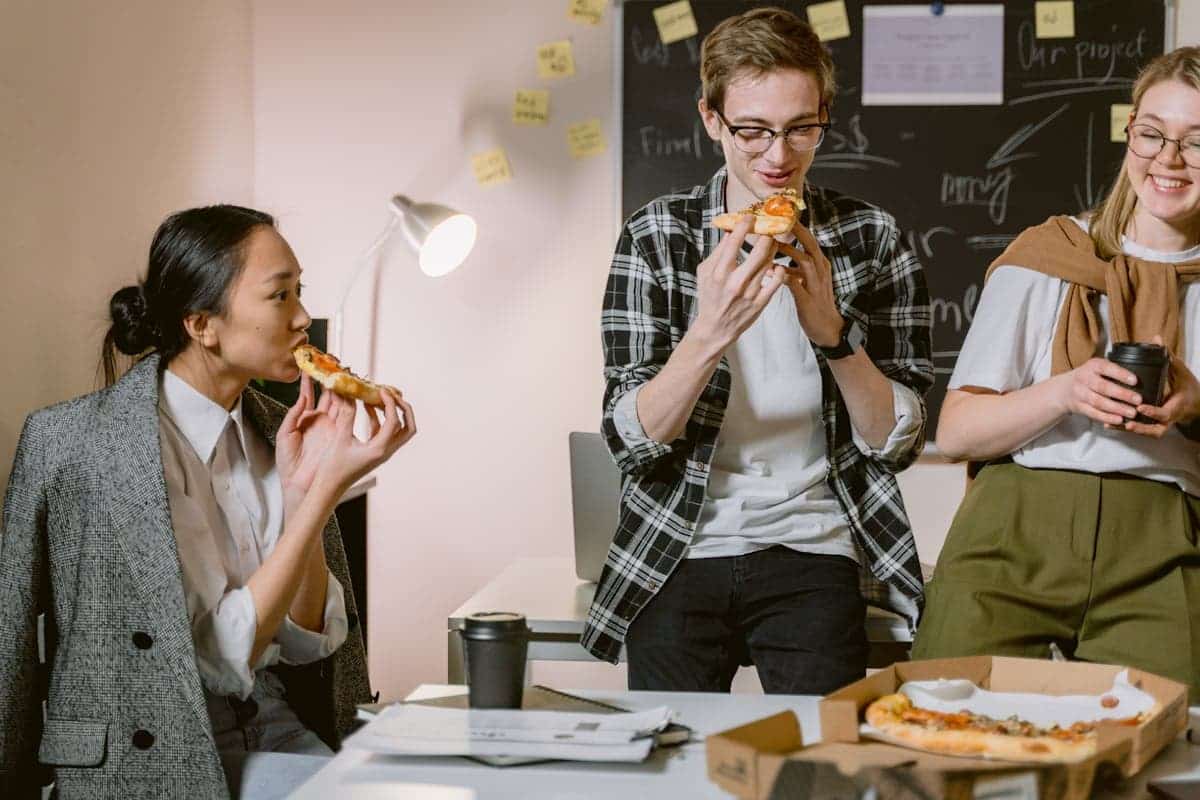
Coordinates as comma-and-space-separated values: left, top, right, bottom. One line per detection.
462, 612, 530, 709
1107, 342, 1169, 424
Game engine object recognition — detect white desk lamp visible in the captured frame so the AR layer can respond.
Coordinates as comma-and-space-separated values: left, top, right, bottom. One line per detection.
331, 194, 477, 357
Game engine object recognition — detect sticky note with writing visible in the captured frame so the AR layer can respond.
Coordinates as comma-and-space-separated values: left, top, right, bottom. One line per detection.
653, 1, 698, 45
1035, 1, 1074, 39
513, 90, 550, 125
568, 0, 605, 25
568, 120, 606, 159
472, 148, 513, 186
1111, 104, 1134, 143
537, 40, 576, 79
806, 0, 851, 42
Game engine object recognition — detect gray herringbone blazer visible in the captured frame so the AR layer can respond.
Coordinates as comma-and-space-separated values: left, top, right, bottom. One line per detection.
0, 355, 372, 799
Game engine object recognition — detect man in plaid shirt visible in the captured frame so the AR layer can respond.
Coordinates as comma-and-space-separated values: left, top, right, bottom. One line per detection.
583, 7, 933, 693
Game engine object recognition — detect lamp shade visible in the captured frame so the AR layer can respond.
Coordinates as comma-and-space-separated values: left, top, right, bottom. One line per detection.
391, 194, 477, 277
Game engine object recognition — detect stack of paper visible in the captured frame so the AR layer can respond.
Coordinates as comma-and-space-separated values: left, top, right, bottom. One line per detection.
345, 704, 674, 763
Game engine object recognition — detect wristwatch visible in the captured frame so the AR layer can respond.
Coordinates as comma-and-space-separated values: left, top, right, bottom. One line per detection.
813, 319, 855, 360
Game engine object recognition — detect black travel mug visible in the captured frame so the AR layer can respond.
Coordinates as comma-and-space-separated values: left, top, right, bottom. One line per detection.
462, 612, 530, 709
1107, 342, 1169, 424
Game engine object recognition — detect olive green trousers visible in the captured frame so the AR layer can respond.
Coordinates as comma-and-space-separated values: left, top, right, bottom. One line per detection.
912, 462, 1200, 701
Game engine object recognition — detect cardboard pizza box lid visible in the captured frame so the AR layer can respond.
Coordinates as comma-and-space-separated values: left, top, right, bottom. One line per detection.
707, 656, 1188, 800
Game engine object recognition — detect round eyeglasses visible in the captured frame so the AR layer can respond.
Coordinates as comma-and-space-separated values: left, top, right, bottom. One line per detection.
1125, 123, 1200, 169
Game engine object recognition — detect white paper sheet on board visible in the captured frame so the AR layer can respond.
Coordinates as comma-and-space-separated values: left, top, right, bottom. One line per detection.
862, 4, 1005, 106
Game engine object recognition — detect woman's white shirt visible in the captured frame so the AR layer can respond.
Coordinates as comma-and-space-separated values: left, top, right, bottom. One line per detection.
949, 217, 1200, 496
158, 369, 348, 699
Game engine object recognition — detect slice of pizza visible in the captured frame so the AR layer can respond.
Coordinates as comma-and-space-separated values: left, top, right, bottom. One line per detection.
863, 692, 1144, 764
712, 188, 804, 236
293, 344, 400, 407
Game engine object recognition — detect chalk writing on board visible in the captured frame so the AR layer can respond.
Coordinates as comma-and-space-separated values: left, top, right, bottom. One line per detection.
638, 120, 721, 160
931, 284, 980, 335
905, 226, 957, 261
628, 23, 699, 68
940, 169, 1014, 225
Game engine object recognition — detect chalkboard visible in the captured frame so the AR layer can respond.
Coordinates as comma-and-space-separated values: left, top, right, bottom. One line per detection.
620, 0, 1168, 431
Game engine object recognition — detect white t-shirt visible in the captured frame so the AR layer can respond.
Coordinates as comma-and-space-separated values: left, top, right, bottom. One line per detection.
949, 217, 1200, 496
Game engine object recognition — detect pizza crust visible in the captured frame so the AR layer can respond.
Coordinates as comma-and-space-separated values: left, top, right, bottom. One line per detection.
293, 344, 400, 407
712, 189, 804, 237
712, 210, 795, 236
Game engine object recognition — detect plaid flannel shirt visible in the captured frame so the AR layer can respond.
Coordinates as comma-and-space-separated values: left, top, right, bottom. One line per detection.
582, 167, 935, 663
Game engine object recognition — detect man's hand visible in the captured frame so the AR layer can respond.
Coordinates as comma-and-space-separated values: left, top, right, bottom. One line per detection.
777, 224, 844, 347
692, 214, 787, 348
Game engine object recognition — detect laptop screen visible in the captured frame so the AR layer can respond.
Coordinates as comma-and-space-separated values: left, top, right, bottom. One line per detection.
568, 432, 622, 583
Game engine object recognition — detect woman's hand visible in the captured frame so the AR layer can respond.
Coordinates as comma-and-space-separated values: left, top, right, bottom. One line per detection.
276, 374, 417, 506
1125, 345, 1200, 438
1057, 357, 1141, 426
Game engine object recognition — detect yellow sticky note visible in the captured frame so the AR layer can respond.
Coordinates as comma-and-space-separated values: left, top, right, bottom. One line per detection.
1111, 104, 1134, 142
568, 119, 606, 159
568, 0, 606, 25
807, 0, 851, 43
513, 89, 550, 125
472, 148, 512, 186
653, 1, 698, 45
537, 40, 576, 79
1035, 1, 1075, 39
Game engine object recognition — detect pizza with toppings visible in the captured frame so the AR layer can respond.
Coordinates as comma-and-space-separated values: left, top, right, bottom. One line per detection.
293, 344, 400, 407
712, 188, 804, 237
864, 692, 1144, 764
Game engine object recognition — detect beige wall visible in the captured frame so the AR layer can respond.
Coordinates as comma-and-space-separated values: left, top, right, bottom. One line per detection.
0, 1, 255, 490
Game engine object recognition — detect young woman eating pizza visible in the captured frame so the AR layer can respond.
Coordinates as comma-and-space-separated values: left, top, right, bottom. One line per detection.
0, 205, 416, 798
913, 47, 1200, 702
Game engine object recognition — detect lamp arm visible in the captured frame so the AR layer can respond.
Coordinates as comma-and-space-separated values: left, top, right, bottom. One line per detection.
331, 214, 401, 357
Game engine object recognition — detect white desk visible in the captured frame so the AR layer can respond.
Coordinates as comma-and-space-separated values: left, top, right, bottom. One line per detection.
446, 557, 912, 682
293, 685, 1200, 799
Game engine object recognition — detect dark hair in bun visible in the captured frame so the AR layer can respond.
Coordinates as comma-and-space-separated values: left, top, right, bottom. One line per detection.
106, 284, 159, 356
101, 204, 275, 385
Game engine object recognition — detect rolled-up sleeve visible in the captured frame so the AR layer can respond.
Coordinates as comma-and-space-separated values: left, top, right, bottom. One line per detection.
601, 223, 676, 475
851, 380, 923, 461
276, 571, 348, 665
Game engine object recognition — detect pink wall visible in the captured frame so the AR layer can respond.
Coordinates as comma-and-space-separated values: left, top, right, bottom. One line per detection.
1, 2, 255, 490
252, 0, 618, 699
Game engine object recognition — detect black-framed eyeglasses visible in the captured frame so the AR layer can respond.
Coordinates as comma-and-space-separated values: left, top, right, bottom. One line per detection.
1125, 123, 1200, 169
715, 110, 830, 154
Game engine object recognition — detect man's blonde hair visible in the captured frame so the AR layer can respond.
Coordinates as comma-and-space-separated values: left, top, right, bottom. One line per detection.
700, 7, 836, 113
1090, 46, 1200, 258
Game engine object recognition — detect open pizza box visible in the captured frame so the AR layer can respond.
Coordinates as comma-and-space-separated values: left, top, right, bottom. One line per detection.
706, 656, 1188, 800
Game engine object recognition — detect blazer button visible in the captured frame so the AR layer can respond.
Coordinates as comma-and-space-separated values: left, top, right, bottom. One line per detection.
132, 632, 153, 650
132, 730, 155, 749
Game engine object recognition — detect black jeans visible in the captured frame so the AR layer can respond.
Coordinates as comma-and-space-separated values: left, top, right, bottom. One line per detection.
625, 547, 868, 694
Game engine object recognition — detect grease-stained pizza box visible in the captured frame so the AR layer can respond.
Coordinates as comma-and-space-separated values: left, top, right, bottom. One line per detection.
706, 656, 1188, 800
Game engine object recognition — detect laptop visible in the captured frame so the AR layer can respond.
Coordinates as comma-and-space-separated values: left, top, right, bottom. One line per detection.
568, 432, 623, 583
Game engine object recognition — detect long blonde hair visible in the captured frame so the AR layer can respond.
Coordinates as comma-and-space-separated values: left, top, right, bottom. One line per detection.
1089, 46, 1200, 258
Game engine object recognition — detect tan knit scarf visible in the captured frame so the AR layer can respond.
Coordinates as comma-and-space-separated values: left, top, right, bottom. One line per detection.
985, 215, 1200, 374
